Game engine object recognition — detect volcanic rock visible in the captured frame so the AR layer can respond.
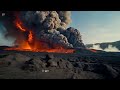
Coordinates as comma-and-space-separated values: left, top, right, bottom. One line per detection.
44, 54, 54, 61
0, 51, 120, 79
13, 53, 31, 62
22, 57, 46, 71
0, 53, 31, 67
57, 59, 73, 69
78, 71, 104, 79
45, 57, 74, 69
47, 59, 58, 67
73, 62, 85, 70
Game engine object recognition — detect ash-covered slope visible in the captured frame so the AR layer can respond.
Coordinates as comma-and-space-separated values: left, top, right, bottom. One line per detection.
0, 50, 120, 79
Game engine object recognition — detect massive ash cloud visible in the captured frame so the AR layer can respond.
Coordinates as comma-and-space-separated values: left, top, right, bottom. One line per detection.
1, 11, 85, 48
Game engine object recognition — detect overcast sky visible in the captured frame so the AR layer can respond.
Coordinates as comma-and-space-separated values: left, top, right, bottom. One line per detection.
70, 11, 120, 44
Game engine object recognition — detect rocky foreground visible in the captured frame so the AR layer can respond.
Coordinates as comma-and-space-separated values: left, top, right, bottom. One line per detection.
0, 50, 120, 79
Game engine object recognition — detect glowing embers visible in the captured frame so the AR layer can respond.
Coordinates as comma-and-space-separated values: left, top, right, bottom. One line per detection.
15, 18, 26, 32
28, 30, 33, 43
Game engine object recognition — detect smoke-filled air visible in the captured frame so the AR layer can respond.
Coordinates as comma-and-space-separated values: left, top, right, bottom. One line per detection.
0, 11, 85, 53
1, 11, 120, 52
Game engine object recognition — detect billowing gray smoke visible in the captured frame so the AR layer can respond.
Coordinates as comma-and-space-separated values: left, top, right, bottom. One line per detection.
18, 11, 85, 48
1, 11, 85, 48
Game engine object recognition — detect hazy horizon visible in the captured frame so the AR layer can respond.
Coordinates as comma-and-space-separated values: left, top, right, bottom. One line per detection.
71, 11, 120, 44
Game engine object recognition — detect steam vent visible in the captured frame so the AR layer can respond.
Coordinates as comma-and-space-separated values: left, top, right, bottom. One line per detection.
1, 11, 85, 53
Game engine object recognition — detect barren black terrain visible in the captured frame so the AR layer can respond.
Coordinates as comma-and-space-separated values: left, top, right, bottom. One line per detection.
0, 46, 120, 79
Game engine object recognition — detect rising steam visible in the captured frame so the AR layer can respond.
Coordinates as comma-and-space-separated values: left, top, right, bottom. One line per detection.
89, 44, 103, 50
104, 45, 120, 52
89, 44, 120, 52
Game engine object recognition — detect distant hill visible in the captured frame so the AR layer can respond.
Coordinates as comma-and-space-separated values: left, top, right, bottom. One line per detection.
86, 40, 120, 50
0, 46, 10, 50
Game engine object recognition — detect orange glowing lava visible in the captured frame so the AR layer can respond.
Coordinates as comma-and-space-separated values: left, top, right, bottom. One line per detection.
88, 49, 97, 53
15, 16, 26, 32
28, 30, 33, 43
5, 15, 75, 53
16, 21, 26, 32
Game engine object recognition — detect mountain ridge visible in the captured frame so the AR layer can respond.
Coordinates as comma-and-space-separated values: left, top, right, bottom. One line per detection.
86, 40, 120, 50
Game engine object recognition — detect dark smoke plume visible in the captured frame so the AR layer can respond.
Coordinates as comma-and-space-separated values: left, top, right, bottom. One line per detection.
1, 11, 85, 48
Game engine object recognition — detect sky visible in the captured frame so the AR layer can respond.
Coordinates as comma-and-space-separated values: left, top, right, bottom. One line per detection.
0, 22, 15, 46
70, 11, 120, 44
1, 11, 120, 46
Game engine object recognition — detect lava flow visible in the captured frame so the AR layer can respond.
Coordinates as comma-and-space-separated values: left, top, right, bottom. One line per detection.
15, 17, 26, 32
88, 49, 97, 53
5, 15, 75, 53
28, 30, 33, 43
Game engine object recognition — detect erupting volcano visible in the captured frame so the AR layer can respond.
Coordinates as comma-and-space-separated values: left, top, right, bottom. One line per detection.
2, 11, 85, 53
1, 11, 120, 79
5, 14, 74, 53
